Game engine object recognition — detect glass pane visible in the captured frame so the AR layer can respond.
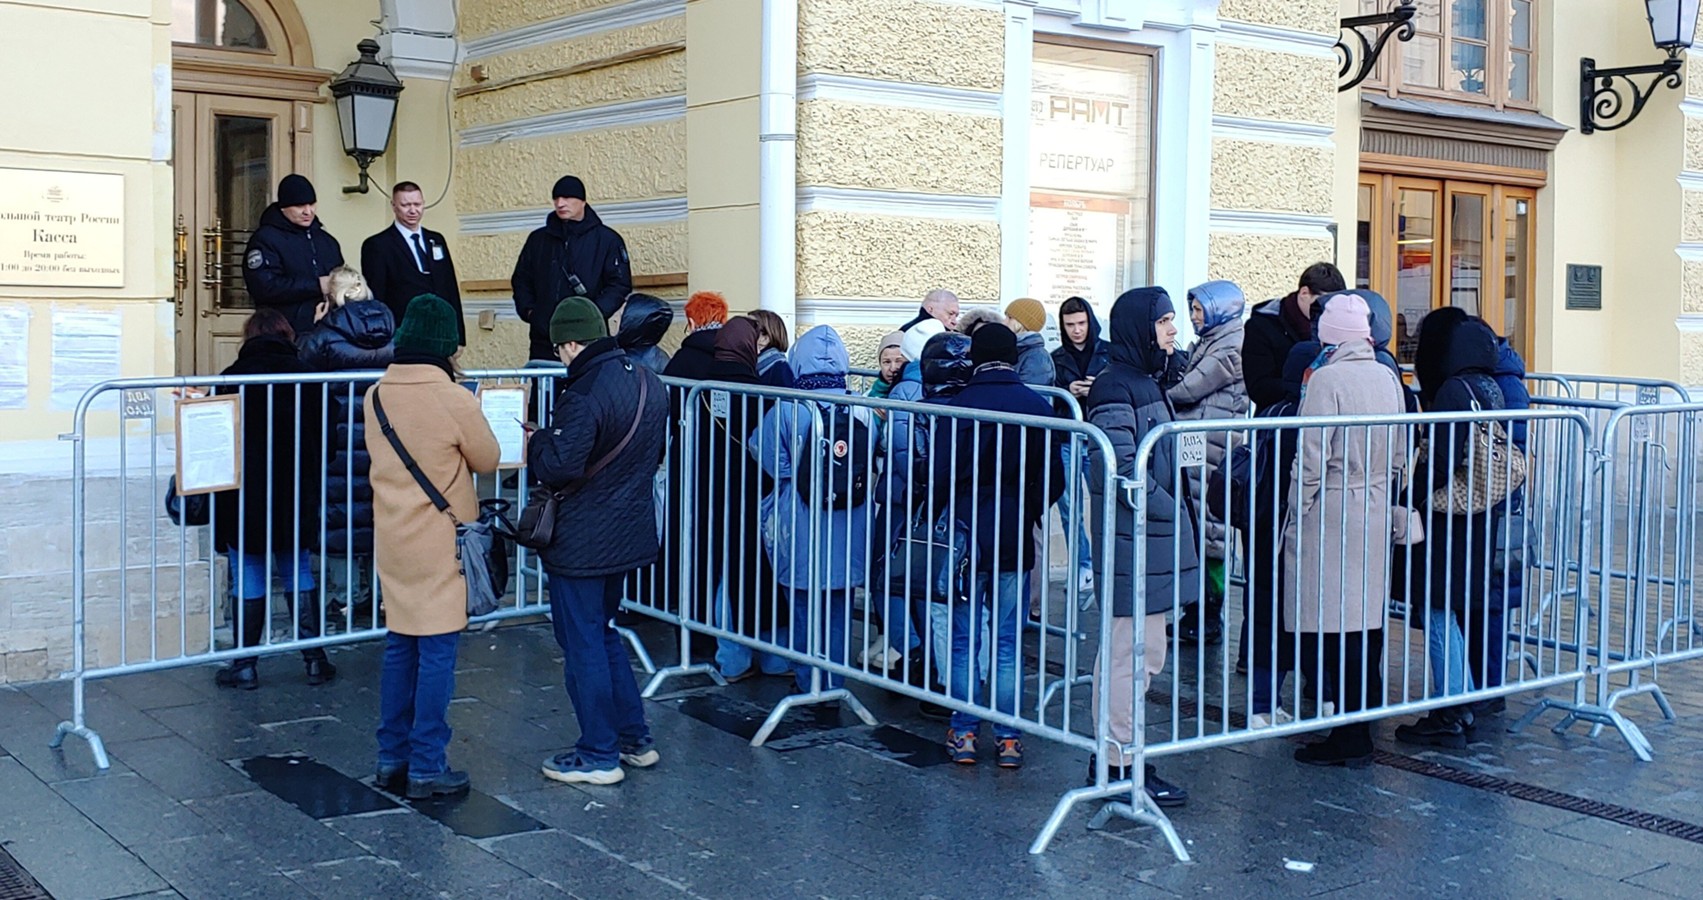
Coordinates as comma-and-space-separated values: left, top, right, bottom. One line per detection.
172, 0, 268, 49
1403, 34, 1443, 89
1451, 41, 1489, 94
214, 115, 272, 309
1504, 196, 1531, 359
1509, 51, 1531, 102
1027, 43, 1156, 327
1452, 0, 1488, 40
1511, 0, 1533, 49
1413, 0, 1443, 32
1395, 189, 1437, 366
1449, 192, 1485, 318
1356, 184, 1375, 291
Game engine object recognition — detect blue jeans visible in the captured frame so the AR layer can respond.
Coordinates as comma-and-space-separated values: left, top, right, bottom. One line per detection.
376, 631, 460, 778
1426, 605, 1475, 697
787, 587, 850, 692
1056, 444, 1094, 573
947, 572, 1023, 739
226, 548, 316, 600
224, 549, 320, 661
548, 573, 651, 767
715, 582, 790, 678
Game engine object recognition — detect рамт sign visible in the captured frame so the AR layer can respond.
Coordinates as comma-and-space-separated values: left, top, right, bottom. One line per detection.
0, 168, 124, 288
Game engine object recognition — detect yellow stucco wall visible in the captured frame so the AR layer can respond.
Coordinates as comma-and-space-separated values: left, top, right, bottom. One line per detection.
796, 101, 1003, 197
798, 0, 1003, 90
1208, 234, 1335, 307
796, 212, 1001, 302
1220, 0, 1336, 34
460, 0, 621, 41
1209, 140, 1333, 215
1213, 46, 1336, 126
455, 51, 686, 131
458, 221, 689, 283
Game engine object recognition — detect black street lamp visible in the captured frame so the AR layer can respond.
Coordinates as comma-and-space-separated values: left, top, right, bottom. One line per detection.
328, 39, 404, 193
1581, 0, 1700, 134
1337, 1, 1417, 93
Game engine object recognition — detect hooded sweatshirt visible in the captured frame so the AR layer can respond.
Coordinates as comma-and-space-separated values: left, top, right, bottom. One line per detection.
1084, 287, 1200, 617
1051, 305, 1110, 389
617, 293, 674, 373
1414, 307, 1504, 488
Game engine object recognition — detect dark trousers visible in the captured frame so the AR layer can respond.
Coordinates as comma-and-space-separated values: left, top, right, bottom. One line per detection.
548, 573, 651, 766
1299, 629, 1385, 748
377, 631, 460, 778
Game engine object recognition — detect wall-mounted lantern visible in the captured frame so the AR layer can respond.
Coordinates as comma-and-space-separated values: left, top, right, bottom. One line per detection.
1581, 0, 1699, 134
328, 39, 404, 193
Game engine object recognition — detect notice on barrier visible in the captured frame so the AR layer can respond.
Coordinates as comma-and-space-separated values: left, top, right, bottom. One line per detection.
478, 385, 529, 469
1178, 432, 1207, 468
0, 304, 28, 409
175, 394, 241, 495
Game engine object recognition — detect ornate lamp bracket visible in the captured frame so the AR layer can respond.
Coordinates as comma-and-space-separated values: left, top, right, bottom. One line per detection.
1580, 52, 1686, 135
1337, 1, 1418, 93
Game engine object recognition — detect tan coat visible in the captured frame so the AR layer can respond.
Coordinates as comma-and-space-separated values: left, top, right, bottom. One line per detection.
365, 365, 501, 636
1281, 342, 1407, 634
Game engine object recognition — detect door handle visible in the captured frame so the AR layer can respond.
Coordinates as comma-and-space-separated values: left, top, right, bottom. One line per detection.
173, 216, 189, 304
200, 219, 223, 317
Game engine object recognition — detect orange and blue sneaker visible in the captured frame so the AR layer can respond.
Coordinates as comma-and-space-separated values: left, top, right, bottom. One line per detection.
946, 727, 977, 764
996, 737, 1023, 769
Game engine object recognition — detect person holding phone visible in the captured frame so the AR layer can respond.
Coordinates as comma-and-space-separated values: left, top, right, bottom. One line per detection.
509, 175, 632, 362
1051, 296, 1109, 598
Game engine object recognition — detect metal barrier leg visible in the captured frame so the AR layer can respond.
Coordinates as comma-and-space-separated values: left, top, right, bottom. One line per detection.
640, 626, 726, 698
750, 670, 877, 748
614, 624, 657, 675
1030, 780, 1189, 861
49, 678, 110, 770
1511, 691, 1657, 762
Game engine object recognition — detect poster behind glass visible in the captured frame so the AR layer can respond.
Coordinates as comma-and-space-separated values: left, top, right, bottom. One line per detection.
1027, 43, 1155, 330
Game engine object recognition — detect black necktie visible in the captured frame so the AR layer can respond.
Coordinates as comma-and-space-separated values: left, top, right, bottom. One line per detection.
412, 233, 431, 275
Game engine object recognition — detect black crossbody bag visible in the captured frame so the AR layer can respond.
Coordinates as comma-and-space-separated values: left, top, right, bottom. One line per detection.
507, 370, 650, 551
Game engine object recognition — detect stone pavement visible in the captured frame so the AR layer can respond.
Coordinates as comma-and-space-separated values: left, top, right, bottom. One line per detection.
2, 617, 1702, 900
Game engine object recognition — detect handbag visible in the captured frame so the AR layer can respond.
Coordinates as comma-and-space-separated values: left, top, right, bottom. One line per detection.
1415, 386, 1527, 516
165, 476, 210, 528
507, 369, 650, 551
371, 388, 507, 617
887, 508, 971, 604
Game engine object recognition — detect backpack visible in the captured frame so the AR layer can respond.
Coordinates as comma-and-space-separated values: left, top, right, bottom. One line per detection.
795, 404, 875, 510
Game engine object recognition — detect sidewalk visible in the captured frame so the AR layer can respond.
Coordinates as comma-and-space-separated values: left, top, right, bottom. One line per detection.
1, 617, 1701, 899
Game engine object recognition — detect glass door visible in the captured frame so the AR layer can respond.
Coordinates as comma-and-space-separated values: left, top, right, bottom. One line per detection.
1392, 179, 1440, 365
172, 92, 293, 374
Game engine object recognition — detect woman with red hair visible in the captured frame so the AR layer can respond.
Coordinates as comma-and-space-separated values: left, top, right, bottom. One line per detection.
663, 291, 729, 381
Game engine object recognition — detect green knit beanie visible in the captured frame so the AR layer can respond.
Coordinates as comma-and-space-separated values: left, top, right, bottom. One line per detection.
394, 294, 461, 359
550, 296, 608, 345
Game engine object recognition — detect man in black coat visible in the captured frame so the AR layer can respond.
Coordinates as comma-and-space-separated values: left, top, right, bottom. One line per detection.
243, 174, 345, 336
527, 297, 668, 785
511, 175, 633, 361
360, 181, 464, 345
1241, 262, 1344, 411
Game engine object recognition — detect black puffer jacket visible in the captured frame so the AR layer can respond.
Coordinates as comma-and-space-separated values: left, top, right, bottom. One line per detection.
617, 292, 673, 373
662, 328, 719, 382
242, 205, 345, 336
528, 338, 670, 578
298, 300, 395, 555
1242, 295, 1307, 412
510, 208, 632, 359
213, 335, 325, 556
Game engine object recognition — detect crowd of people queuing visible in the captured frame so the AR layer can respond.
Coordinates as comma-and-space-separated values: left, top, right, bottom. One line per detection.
211, 172, 1531, 808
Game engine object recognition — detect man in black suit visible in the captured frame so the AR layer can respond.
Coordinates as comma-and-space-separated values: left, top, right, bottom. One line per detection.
360, 181, 465, 345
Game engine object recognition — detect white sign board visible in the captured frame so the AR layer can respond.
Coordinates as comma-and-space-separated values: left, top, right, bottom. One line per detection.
175, 395, 242, 495
0, 168, 124, 287
1178, 432, 1208, 469
478, 385, 530, 469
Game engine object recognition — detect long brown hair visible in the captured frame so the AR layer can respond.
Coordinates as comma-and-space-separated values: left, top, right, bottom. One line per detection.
748, 309, 790, 353
243, 308, 295, 343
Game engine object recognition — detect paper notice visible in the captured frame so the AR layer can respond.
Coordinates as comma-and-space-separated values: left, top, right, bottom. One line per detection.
0, 305, 28, 409
51, 306, 122, 410
177, 395, 241, 494
479, 385, 529, 468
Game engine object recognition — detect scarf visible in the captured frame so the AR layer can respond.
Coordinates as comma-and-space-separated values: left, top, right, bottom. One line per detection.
1280, 292, 1311, 341
393, 349, 457, 382
712, 317, 760, 373
796, 373, 847, 392
867, 379, 895, 400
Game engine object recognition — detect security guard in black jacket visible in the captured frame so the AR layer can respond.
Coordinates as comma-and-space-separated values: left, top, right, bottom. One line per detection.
243, 174, 345, 336
510, 175, 632, 361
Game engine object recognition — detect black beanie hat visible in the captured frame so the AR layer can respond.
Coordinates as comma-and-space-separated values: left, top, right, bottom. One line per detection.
970, 322, 1018, 368
552, 175, 587, 201
277, 174, 316, 207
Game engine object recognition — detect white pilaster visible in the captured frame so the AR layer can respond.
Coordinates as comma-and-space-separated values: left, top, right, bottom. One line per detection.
1001, 1, 1040, 302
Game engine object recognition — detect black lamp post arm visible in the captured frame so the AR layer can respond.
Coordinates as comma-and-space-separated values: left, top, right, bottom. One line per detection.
1337, 1, 1417, 92
1580, 54, 1686, 134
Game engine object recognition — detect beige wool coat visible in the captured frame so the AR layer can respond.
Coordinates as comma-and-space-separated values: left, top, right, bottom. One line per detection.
365, 364, 501, 636
1281, 341, 1408, 634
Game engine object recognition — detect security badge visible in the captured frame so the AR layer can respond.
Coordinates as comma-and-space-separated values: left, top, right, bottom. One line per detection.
245, 249, 264, 270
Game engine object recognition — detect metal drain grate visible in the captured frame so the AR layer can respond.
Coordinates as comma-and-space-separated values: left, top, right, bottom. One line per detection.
0, 846, 52, 900
1371, 751, 1703, 845
1146, 689, 1703, 845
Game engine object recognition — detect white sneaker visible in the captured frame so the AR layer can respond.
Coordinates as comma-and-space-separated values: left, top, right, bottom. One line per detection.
1076, 568, 1095, 595
867, 646, 905, 670
1249, 708, 1295, 729
1319, 702, 1336, 718
858, 632, 886, 667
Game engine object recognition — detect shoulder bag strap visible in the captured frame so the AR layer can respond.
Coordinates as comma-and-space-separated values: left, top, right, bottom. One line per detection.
372, 387, 459, 523
578, 367, 650, 484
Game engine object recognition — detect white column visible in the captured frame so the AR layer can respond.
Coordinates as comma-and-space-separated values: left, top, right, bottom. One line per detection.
759, 0, 799, 327
1000, 0, 1039, 302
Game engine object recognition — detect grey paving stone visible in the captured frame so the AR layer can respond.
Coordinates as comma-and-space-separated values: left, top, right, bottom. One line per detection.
181, 789, 370, 867
128, 833, 302, 900
324, 808, 532, 893
52, 770, 218, 845
1625, 861, 1703, 898
0, 757, 168, 899
22, 680, 176, 743
482, 828, 699, 898
107, 733, 259, 801
0, 685, 136, 783
279, 854, 443, 900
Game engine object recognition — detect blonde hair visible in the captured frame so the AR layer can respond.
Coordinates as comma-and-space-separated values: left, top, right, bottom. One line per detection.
326, 266, 372, 306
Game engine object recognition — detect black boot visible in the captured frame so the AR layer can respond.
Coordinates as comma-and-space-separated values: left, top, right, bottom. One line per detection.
1294, 724, 1374, 767
214, 660, 259, 690
1394, 706, 1473, 749
1201, 589, 1225, 646
406, 769, 470, 800
303, 649, 337, 686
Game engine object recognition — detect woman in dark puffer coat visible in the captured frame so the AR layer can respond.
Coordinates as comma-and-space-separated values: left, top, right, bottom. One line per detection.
297, 270, 397, 624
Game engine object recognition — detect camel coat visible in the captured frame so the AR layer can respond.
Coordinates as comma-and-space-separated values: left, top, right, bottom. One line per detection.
365, 364, 501, 636
1281, 341, 1407, 634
